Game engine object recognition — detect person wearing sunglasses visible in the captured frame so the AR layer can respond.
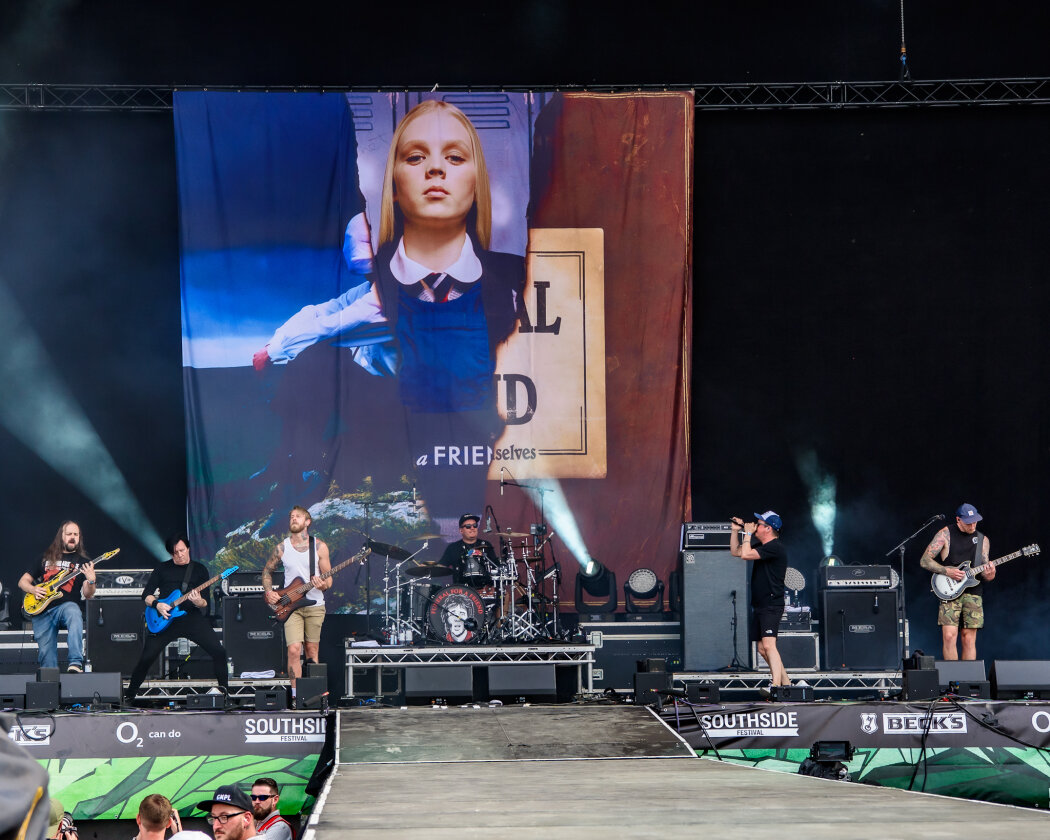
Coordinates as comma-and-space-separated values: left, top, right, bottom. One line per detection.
440, 513, 498, 590
196, 786, 255, 840
250, 779, 291, 840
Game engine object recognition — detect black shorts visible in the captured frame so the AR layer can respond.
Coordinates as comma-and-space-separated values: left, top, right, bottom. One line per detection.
751, 606, 784, 642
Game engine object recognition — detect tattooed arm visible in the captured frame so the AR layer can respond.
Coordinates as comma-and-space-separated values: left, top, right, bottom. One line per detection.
262, 542, 284, 604
978, 535, 995, 580
919, 527, 964, 580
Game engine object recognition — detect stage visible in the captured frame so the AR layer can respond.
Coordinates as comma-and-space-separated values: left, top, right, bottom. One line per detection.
7, 694, 1050, 836
305, 704, 1050, 838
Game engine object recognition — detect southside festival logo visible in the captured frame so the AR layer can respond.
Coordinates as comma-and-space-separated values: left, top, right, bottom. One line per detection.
696, 710, 799, 737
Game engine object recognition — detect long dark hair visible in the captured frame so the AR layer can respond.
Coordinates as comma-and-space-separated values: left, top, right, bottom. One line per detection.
43, 520, 89, 565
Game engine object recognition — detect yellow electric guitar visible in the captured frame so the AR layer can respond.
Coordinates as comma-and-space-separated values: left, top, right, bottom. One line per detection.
22, 548, 120, 619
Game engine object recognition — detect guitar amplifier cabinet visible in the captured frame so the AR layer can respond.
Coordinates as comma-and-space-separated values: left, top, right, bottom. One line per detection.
752, 631, 820, 672
822, 589, 901, 671
222, 596, 285, 675
87, 598, 158, 678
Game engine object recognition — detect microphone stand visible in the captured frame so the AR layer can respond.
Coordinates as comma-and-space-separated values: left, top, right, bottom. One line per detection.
884, 515, 943, 662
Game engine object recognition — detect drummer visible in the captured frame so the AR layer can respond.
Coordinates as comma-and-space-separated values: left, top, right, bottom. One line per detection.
441, 514, 499, 589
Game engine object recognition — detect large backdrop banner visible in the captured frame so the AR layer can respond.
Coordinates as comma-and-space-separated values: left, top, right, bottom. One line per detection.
175, 91, 692, 617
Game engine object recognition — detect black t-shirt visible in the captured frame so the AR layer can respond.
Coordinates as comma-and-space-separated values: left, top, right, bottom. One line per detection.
944, 525, 985, 596
23, 554, 90, 613
142, 560, 213, 612
440, 539, 498, 586
750, 537, 788, 608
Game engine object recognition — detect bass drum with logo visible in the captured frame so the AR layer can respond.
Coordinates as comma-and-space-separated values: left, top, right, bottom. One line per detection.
426, 585, 486, 644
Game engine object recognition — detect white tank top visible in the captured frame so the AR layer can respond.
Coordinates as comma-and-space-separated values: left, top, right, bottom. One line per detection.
282, 536, 324, 606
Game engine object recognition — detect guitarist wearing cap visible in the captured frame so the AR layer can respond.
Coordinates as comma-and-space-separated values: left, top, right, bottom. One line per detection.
125, 533, 231, 704
920, 503, 995, 661
18, 521, 96, 673
263, 506, 331, 689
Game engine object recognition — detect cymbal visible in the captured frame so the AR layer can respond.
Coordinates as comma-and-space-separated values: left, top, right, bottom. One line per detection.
405, 563, 453, 578
366, 539, 411, 561
497, 530, 532, 538
411, 533, 443, 541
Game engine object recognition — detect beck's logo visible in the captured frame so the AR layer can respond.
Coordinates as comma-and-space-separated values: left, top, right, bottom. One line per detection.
860, 713, 878, 734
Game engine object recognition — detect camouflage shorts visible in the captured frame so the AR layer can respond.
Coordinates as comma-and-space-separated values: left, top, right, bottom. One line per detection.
938, 593, 984, 629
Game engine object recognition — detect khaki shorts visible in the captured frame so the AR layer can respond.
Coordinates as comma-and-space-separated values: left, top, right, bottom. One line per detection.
938, 593, 984, 629
283, 603, 326, 645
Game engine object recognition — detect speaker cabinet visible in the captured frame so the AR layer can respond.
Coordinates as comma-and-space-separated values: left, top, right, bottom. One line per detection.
404, 665, 474, 699
822, 589, 900, 671
222, 597, 285, 675
87, 598, 157, 678
682, 550, 749, 671
487, 664, 557, 697
990, 660, 1050, 700
935, 659, 986, 692
60, 671, 122, 705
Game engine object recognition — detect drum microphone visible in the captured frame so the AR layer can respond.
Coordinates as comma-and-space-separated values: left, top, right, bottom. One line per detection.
484, 515, 492, 533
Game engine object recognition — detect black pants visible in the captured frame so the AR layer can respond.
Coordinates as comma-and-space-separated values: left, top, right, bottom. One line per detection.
126, 610, 229, 698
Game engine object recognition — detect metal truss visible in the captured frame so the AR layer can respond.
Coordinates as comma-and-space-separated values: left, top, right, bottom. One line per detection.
1, 79, 1048, 113
136, 677, 290, 704
677, 670, 902, 699
344, 643, 596, 696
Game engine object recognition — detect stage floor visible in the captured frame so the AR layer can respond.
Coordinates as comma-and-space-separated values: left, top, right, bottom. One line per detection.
307, 704, 1050, 838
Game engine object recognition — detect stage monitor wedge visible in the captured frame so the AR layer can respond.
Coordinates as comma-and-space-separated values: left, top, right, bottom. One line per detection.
990, 660, 1050, 700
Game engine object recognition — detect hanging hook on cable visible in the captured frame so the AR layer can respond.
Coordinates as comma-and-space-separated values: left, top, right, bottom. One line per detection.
899, 0, 912, 82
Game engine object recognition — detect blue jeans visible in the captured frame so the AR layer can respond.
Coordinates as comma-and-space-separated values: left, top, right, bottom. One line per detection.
32, 601, 84, 669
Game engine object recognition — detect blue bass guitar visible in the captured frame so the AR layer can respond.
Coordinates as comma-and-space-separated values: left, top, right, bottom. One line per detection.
145, 566, 239, 634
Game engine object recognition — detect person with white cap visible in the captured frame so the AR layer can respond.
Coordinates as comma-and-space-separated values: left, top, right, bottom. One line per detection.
920, 503, 995, 660
730, 510, 790, 691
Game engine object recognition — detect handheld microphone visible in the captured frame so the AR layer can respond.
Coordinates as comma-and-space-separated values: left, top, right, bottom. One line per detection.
464, 618, 478, 631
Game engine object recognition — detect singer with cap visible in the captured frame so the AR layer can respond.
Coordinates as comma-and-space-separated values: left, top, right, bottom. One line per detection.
730, 510, 790, 692
919, 503, 994, 660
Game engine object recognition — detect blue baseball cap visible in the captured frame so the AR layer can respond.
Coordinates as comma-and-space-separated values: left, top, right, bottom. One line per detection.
754, 510, 783, 531
955, 504, 982, 524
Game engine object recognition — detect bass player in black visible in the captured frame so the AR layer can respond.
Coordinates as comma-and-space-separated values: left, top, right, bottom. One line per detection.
124, 534, 230, 705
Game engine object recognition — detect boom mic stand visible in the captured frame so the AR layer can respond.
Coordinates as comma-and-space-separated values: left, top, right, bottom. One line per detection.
885, 514, 944, 662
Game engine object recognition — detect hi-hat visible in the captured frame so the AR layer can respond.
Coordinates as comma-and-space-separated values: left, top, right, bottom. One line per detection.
405, 563, 453, 578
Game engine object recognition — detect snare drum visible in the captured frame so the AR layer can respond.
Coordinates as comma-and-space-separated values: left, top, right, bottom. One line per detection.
426, 585, 486, 643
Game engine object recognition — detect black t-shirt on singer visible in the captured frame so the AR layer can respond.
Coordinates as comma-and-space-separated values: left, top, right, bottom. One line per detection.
750, 537, 788, 608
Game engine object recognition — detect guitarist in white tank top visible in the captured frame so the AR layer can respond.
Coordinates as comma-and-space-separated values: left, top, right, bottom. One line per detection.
263, 506, 331, 689
919, 503, 995, 661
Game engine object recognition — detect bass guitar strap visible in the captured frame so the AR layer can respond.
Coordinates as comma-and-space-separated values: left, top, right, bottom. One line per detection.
180, 563, 194, 601
309, 536, 316, 579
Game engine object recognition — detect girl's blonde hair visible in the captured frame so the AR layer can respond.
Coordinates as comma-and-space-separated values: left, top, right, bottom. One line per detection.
378, 99, 491, 250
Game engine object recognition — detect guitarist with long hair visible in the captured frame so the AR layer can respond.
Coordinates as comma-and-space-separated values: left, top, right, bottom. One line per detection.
124, 533, 231, 705
263, 506, 331, 692
17, 521, 96, 672
920, 503, 996, 661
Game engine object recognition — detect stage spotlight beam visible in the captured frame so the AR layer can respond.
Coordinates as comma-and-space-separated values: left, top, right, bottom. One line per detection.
0, 278, 167, 560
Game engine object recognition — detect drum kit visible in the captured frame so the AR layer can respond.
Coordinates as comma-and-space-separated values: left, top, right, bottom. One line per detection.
368, 527, 562, 645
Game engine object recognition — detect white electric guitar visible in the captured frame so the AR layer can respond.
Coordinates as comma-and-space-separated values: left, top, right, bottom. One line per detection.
931, 543, 1039, 601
